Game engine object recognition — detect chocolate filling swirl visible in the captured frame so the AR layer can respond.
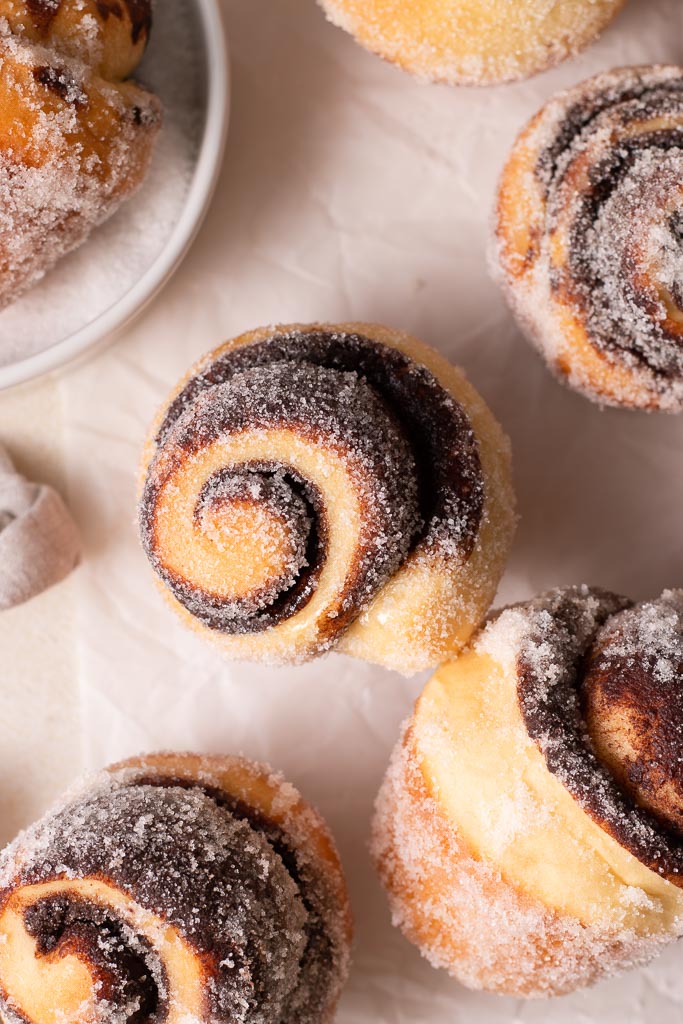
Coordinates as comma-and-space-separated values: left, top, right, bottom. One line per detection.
164, 460, 329, 635
516, 586, 683, 884
141, 329, 485, 646
0, 774, 345, 1024
539, 67, 683, 383
155, 329, 484, 553
23, 896, 166, 1024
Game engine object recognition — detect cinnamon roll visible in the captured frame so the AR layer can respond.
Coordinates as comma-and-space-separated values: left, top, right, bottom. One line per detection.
317, 0, 624, 86
373, 586, 683, 996
0, 0, 160, 310
0, 752, 352, 1024
138, 322, 515, 672
494, 65, 683, 412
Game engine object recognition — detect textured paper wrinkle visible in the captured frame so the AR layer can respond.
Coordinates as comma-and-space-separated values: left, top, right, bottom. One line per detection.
60, 0, 683, 1021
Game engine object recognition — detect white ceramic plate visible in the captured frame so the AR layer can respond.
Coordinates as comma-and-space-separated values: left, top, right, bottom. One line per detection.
0, 0, 229, 390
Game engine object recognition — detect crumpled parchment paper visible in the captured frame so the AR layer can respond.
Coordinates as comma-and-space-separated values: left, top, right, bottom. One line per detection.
61, 0, 683, 1020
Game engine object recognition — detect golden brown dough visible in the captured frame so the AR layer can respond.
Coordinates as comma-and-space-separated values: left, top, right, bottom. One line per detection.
138, 322, 515, 672
0, 0, 160, 309
2, 1, 152, 79
0, 752, 352, 1024
317, 0, 625, 86
493, 65, 683, 412
373, 586, 683, 996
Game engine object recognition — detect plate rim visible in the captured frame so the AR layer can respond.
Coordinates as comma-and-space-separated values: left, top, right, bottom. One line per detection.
0, 0, 230, 392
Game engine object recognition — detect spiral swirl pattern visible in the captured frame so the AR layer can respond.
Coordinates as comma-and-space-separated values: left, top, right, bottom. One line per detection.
495, 65, 683, 411
0, 754, 352, 1024
139, 323, 515, 671
517, 587, 683, 882
373, 585, 683, 996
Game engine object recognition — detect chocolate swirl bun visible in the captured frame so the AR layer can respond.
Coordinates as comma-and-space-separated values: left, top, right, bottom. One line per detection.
0, 752, 352, 1024
138, 323, 515, 672
0, 0, 160, 310
494, 66, 683, 412
373, 586, 683, 996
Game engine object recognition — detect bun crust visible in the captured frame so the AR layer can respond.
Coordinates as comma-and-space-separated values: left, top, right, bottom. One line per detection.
373, 587, 683, 996
139, 322, 515, 671
318, 0, 624, 86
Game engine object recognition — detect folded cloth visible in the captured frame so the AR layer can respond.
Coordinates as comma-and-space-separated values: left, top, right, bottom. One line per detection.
0, 444, 81, 611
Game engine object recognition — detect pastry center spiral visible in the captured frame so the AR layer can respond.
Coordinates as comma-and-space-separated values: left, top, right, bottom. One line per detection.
180, 468, 313, 607
496, 66, 683, 410
582, 592, 683, 835
142, 354, 426, 638
22, 895, 163, 1024
140, 329, 490, 660
516, 587, 683, 882
548, 77, 683, 378
0, 783, 317, 1024
571, 143, 683, 376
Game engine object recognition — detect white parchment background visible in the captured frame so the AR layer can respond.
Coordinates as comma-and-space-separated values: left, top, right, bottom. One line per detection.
61, 1, 683, 1020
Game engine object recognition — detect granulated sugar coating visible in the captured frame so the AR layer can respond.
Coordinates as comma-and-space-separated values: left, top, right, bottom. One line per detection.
139, 323, 516, 672
372, 586, 683, 997
0, 1, 161, 333
317, 0, 625, 86
583, 590, 683, 837
494, 65, 683, 412
516, 587, 683, 881
0, 752, 352, 1024
0, 0, 202, 368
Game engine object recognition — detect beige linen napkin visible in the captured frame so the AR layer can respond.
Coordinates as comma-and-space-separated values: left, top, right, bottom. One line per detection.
0, 443, 81, 610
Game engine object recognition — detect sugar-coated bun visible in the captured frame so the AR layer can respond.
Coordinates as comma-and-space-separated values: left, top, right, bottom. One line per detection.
317, 0, 625, 86
2, 0, 152, 79
494, 65, 683, 412
0, 0, 160, 309
0, 752, 352, 1024
583, 593, 683, 834
373, 587, 683, 996
138, 322, 515, 672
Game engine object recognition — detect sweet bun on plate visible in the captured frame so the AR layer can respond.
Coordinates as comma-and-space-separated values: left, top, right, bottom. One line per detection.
0, 0, 161, 309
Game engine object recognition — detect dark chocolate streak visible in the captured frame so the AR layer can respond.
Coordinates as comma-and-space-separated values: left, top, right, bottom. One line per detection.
582, 596, 683, 835
516, 589, 683, 883
33, 65, 87, 107
537, 77, 683, 189
142, 355, 426, 638
24, 0, 62, 33
160, 462, 330, 635
23, 897, 166, 1024
568, 128, 683, 377
0, 778, 338, 1024
96, 0, 152, 45
1, 784, 309, 1024
24, 0, 152, 46
537, 74, 683, 379
136, 775, 337, 1024
157, 330, 484, 558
